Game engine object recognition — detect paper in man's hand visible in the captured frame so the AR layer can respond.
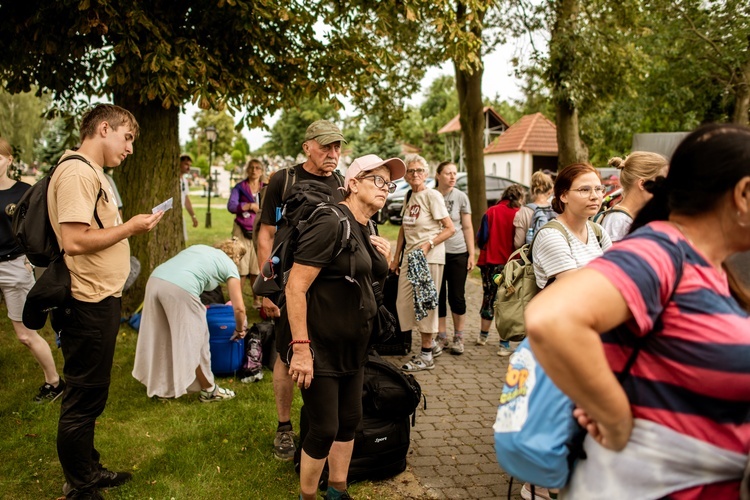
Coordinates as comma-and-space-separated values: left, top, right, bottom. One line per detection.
152, 197, 173, 214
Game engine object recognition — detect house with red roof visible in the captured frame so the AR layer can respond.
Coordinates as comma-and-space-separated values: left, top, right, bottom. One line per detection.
483, 112, 558, 185
438, 107, 510, 170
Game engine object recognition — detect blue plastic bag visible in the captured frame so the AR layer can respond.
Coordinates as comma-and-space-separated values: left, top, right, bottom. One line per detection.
128, 311, 142, 331
493, 337, 583, 489
127, 302, 144, 331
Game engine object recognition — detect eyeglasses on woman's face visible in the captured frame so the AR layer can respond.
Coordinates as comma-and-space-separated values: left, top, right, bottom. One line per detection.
405, 167, 426, 176
359, 175, 397, 193
570, 185, 607, 197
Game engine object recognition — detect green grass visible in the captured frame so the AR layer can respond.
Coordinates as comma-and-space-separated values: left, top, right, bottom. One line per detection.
0, 196, 400, 499
375, 221, 400, 242
187, 194, 237, 245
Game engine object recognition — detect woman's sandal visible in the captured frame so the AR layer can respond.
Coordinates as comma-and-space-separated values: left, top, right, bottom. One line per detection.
199, 385, 236, 403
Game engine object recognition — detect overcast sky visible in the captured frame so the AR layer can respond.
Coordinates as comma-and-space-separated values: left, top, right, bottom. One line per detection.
178, 42, 523, 151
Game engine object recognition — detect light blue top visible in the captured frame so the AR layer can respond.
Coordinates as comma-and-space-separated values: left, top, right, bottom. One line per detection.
151, 245, 240, 297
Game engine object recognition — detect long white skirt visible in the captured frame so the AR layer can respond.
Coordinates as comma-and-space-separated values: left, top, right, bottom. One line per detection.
132, 278, 213, 398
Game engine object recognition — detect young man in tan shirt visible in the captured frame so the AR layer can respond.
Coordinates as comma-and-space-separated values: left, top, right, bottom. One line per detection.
48, 104, 163, 499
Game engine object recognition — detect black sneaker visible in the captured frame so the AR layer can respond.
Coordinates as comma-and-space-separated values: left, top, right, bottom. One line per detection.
96, 468, 133, 488
66, 489, 104, 500
63, 469, 132, 496
34, 379, 65, 403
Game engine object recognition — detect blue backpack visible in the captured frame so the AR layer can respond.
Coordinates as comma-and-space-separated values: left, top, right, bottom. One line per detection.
494, 267, 681, 488
493, 338, 582, 488
525, 203, 557, 245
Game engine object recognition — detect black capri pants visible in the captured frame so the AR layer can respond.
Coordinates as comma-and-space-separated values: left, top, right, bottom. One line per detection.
438, 251, 469, 317
300, 367, 365, 460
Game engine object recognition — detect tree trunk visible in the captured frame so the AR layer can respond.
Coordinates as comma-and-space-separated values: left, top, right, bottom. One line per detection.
733, 52, 750, 125
113, 92, 183, 313
454, 0, 487, 234
456, 62, 486, 233
550, 0, 588, 168
556, 100, 588, 167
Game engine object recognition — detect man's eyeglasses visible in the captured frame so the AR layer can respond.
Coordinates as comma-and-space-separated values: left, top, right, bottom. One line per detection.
405, 168, 426, 176
359, 175, 397, 193
570, 185, 607, 197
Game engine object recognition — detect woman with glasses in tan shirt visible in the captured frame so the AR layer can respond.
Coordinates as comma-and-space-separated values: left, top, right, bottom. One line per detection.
390, 154, 455, 372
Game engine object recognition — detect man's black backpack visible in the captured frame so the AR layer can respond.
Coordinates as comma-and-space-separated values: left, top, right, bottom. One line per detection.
252, 179, 354, 305
17, 154, 104, 331
12, 154, 103, 267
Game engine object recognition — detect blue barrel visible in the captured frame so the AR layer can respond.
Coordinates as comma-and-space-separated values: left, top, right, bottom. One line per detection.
206, 304, 243, 375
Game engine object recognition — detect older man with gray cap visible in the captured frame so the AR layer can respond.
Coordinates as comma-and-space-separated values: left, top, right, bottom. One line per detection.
256, 119, 346, 461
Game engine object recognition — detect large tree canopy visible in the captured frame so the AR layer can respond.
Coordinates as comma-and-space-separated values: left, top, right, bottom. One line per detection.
511, 0, 749, 166
0, 0, 432, 309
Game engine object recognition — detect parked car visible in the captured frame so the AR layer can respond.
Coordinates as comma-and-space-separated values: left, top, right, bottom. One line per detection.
379, 178, 436, 225
372, 178, 410, 224
455, 173, 520, 207
382, 173, 524, 225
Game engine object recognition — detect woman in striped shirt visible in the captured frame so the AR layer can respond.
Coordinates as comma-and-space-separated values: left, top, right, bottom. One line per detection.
531, 163, 612, 290
522, 163, 612, 500
526, 124, 750, 499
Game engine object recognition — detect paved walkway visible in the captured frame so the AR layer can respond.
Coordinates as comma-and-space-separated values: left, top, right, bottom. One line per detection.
382, 273, 523, 499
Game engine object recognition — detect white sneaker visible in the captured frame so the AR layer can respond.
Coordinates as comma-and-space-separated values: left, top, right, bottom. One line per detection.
521, 483, 557, 500
497, 341, 514, 357
199, 385, 235, 402
475, 335, 488, 346
431, 341, 443, 357
402, 355, 435, 372
450, 338, 464, 355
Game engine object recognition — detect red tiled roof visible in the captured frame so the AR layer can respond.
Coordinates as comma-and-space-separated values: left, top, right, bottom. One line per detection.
484, 113, 558, 154
399, 142, 422, 154
437, 107, 510, 134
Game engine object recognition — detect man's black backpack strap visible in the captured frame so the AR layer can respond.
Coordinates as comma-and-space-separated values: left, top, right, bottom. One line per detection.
281, 165, 345, 203
55, 154, 106, 229
13, 154, 104, 267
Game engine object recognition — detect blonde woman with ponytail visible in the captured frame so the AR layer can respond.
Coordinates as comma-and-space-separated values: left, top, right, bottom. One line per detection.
513, 170, 555, 249
596, 152, 668, 241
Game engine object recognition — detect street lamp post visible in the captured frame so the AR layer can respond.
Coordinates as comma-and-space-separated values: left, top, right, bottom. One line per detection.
204, 126, 218, 228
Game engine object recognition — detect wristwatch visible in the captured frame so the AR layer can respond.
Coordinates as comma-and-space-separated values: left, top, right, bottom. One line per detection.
428, 240, 435, 250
